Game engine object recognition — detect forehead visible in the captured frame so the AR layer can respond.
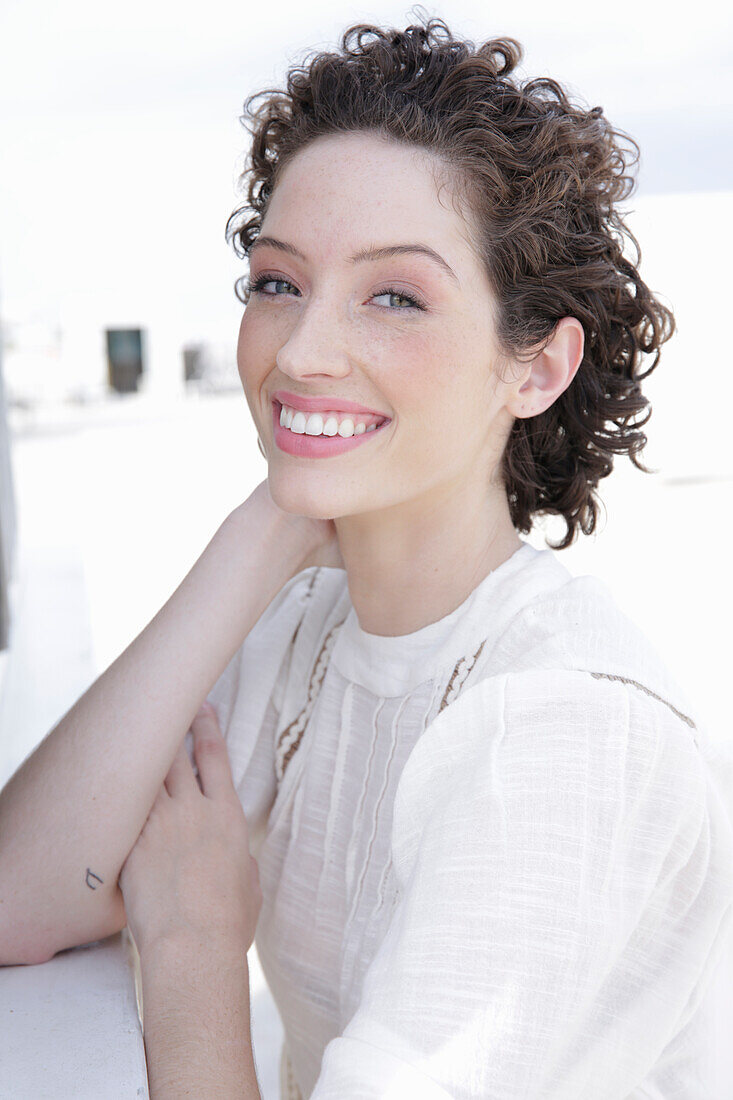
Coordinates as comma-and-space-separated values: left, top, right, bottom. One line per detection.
262, 131, 474, 261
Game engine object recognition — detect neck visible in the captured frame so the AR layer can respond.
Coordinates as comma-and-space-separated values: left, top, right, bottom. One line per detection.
334, 478, 524, 637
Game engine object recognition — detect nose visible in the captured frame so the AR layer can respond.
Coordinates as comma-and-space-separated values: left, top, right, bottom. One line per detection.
275, 294, 351, 385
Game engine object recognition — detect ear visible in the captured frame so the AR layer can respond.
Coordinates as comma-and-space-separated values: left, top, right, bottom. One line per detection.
506, 317, 585, 419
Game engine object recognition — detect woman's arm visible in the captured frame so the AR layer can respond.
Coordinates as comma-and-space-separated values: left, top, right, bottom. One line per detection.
0, 489, 314, 965
140, 933, 261, 1100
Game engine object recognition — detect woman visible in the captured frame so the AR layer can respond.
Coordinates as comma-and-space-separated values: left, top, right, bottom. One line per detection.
124, 15, 733, 1100
3, 14, 730, 1100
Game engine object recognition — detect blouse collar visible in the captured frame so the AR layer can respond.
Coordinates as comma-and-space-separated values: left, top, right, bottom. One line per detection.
329, 541, 558, 696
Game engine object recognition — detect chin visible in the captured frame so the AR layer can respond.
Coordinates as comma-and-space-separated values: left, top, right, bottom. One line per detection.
267, 470, 349, 520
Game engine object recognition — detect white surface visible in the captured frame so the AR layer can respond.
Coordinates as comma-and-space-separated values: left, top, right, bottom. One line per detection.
0, 933, 148, 1099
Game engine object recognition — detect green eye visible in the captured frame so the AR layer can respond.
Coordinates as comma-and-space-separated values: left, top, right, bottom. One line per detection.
372, 288, 425, 310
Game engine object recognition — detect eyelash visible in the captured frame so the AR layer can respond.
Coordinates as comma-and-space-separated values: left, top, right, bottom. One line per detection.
245, 273, 426, 312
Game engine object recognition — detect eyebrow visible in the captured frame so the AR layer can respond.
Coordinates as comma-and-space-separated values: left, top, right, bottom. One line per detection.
249, 235, 459, 285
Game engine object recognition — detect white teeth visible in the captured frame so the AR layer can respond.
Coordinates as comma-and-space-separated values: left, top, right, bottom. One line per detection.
279, 402, 385, 438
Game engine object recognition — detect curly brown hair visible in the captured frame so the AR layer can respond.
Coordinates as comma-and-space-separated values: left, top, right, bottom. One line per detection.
225, 9, 675, 550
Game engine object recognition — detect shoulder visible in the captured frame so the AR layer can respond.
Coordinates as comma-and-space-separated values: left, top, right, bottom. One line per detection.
465, 668, 702, 793
415, 667, 699, 765
393, 669, 705, 868
486, 566, 699, 733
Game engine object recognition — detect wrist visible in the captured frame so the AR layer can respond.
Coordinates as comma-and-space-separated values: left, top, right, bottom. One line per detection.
138, 928, 253, 1035
138, 925, 249, 972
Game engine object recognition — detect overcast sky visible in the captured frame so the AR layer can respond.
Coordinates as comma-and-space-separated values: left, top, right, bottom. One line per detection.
1, 0, 731, 340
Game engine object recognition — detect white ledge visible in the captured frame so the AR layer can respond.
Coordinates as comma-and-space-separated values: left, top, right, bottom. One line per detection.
0, 930, 148, 1099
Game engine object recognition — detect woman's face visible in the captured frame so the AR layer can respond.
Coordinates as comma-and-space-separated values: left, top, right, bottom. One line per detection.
237, 130, 520, 521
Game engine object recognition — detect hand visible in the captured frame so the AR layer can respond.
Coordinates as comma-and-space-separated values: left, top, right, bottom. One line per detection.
118, 702, 262, 960
242, 478, 345, 572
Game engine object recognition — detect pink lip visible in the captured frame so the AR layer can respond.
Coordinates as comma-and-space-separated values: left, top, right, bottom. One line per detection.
272, 389, 390, 418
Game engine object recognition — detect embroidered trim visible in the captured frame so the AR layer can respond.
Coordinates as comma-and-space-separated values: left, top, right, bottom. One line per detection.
275, 615, 348, 783
438, 637, 488, 713
587, 671, 697, 732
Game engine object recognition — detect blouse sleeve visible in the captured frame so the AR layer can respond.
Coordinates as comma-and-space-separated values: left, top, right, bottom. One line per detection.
311, 668, 733, 1100
184, 567, 318, 850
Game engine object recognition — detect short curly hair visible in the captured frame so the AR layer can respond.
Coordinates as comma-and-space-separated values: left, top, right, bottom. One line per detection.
225, 9, 675, 550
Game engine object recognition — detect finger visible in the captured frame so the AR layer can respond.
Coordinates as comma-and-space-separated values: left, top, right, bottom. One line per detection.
163, 738, 200, 799
192, 702, 236, 801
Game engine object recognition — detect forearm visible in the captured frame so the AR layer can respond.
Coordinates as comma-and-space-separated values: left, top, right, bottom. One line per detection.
0, 497, 309, 964
140, 933, 260, 1099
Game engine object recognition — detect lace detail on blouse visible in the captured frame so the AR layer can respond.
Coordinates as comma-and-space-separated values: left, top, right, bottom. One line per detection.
275, 616, 348, 783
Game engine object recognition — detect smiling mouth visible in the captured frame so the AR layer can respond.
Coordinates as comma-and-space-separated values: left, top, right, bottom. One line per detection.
273, 399, 390, 438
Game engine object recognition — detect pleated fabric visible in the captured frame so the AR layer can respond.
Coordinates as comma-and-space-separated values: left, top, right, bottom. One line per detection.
206, 542, 733, 1099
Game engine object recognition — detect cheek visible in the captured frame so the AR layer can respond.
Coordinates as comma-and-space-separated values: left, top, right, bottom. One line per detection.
392, 336, 464, 431
380, 327, 442, 389
236, 310, 264, 383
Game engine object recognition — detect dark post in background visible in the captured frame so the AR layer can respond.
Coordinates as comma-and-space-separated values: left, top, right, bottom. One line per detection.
106, 328, 144, 394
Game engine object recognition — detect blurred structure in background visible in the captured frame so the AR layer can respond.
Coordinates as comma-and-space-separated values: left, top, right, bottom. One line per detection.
106, 328, 145, 394
1, 317, 240, 432
183, 341, 240, 394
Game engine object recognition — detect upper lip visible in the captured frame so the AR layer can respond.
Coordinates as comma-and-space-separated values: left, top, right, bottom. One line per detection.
272, 389, 390, 419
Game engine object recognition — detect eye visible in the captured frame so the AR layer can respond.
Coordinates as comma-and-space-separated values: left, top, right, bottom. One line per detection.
371, 287, 425, 311
246, 274, 300, 298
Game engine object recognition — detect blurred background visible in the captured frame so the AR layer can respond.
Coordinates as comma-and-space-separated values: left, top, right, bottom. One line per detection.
0, 1, 731, 1096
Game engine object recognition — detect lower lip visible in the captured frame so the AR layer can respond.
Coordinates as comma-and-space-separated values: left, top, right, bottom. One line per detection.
271, 402, 391, 458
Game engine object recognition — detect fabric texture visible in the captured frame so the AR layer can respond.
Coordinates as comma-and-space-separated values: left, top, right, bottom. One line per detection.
205, 542, 733, 1099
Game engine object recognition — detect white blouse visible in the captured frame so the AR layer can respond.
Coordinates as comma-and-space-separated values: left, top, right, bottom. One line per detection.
202, 541, 733, 1099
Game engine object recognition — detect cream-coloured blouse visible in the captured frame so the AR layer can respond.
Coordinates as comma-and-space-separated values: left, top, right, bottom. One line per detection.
203, 542, 733, 1099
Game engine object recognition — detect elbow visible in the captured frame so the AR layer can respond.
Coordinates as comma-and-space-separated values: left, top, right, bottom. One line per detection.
0, 948, 56, 967
0, 930, 56, 967
0, 904, 57, 967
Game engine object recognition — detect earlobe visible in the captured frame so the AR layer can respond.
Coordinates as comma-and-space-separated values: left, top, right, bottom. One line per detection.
512, 317, 584, 419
